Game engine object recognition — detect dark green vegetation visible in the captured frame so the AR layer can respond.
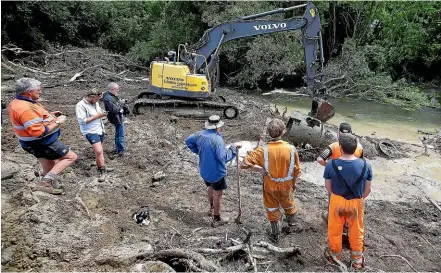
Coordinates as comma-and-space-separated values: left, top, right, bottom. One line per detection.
2, 1, 440, 108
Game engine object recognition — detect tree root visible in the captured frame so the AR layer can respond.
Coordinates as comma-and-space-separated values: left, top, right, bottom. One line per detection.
153, 249, 219, 272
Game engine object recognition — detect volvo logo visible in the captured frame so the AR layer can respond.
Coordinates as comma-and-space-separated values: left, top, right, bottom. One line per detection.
165, 77, 184, 82
253, 23, 287, 31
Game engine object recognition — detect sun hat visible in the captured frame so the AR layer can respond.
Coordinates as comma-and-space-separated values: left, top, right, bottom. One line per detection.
205, 115, 224, 130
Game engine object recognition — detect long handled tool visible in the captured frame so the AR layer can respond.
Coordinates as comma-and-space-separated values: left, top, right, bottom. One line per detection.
234, 145, 243, 224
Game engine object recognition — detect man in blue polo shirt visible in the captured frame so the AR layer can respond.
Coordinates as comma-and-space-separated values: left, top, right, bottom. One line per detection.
186, 115, 240, 226
323, 133, 373, 270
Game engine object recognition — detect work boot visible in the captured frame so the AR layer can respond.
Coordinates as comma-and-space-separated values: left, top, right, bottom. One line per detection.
97, 167, 106, 182
211, 215, 229, 227
286, 213, 298, 226
268, 221, 280, 243
351, 252, 365, 271
324, 247, 342, 265
34, 178, 64, 195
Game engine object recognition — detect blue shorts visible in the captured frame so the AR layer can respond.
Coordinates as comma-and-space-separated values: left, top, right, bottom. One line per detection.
204, 177, 228, 191
85, 133, 104, 145
22, 140, 70, 160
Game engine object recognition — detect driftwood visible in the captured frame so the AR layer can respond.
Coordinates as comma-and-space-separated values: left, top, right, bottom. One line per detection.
69, 65, 102, 82
262, 89, 309, 97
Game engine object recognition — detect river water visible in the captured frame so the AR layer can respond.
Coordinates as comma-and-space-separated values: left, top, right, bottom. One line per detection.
253, 92, 441, 143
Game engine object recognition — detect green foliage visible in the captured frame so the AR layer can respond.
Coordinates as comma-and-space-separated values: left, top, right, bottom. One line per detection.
324, 39, 434, 109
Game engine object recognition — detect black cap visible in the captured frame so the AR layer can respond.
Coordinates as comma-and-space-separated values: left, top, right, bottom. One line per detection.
339, 122, 352, 133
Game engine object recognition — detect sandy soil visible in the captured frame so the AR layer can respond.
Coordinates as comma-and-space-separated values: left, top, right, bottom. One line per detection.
1, 49, 440, 272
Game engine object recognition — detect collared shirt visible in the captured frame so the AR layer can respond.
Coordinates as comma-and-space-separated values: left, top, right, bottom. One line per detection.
185, 129, 236, 182
75, 98, 104, 135
9, 95, 60, 147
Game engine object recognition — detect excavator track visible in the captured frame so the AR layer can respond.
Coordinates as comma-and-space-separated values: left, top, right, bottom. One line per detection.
133, 97, 239, 119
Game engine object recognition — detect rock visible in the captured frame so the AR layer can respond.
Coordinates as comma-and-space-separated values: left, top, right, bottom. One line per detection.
151, 182, 160, 188
152, 171, 166, 182
132, 261, 176, 272
1, 247, 14, 265
1, 162, 19, 180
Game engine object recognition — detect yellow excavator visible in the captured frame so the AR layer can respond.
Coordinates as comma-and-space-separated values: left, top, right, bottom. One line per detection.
133, 1, 335, 122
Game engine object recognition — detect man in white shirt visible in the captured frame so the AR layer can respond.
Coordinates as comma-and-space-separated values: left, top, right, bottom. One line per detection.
75, 88, 108, 182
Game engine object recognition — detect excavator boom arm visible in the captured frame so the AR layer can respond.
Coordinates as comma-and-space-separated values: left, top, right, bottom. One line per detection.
185, 1, 324, 94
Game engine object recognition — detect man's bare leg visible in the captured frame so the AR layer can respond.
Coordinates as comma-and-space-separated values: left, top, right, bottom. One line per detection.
92, 142, 105, 168
48, 151, 77, 175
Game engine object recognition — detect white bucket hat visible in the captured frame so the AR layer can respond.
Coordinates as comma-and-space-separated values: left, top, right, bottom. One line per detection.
205, 115, 224, 130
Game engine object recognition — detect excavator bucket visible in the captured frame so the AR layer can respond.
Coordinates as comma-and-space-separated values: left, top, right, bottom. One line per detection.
316, 99, 335, 122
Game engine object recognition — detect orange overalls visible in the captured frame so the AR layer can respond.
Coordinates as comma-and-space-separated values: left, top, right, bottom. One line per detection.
328, 193, 365, 264
241, 140, 300, 221
327, 158, 367, 268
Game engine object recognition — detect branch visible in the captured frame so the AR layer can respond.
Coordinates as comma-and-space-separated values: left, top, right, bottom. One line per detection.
323, 73, 347, 86
194, 244, 246, 254
7, 61, 50, 75
254, 241, 301, 256
379, 255, 417, 272
426, 196, 441, 213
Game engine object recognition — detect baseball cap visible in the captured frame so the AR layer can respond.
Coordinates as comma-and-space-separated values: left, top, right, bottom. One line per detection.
339, 122, 352, 133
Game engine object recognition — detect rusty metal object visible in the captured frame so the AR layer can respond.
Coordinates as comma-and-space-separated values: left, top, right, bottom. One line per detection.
285, 111, 336, 147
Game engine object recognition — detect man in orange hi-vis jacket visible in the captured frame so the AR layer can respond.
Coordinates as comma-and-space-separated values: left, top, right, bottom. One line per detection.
323, 133, 372, 270
8, 78, 77, 195
240, 118, 300, 242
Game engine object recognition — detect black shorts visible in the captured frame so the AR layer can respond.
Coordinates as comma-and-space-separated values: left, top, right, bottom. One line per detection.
85, 133, 104, 145
22, 140, 70, 160
204, 177, 228, 191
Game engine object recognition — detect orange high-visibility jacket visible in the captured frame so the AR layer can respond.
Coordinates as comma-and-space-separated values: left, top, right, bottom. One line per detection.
8, 97, 59, 142
329, 141, 363, 159
241, 140, 301, 184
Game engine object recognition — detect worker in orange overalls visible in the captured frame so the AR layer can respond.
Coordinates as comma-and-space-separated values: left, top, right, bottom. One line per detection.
323, 133, 372, 270
8, 78, 77, 195
241, 118, 300, 242
317, 122, 364, 244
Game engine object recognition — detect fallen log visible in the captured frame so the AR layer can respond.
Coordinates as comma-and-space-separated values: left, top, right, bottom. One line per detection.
153, 249, 218, 272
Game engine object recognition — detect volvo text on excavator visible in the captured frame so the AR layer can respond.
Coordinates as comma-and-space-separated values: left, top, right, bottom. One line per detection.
133, 1, 335, 122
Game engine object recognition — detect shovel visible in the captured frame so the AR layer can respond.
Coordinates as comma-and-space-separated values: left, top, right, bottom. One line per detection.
234, 145, 242, 224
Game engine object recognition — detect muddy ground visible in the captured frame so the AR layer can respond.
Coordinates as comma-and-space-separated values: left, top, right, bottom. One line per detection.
1, 48, 441, 272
